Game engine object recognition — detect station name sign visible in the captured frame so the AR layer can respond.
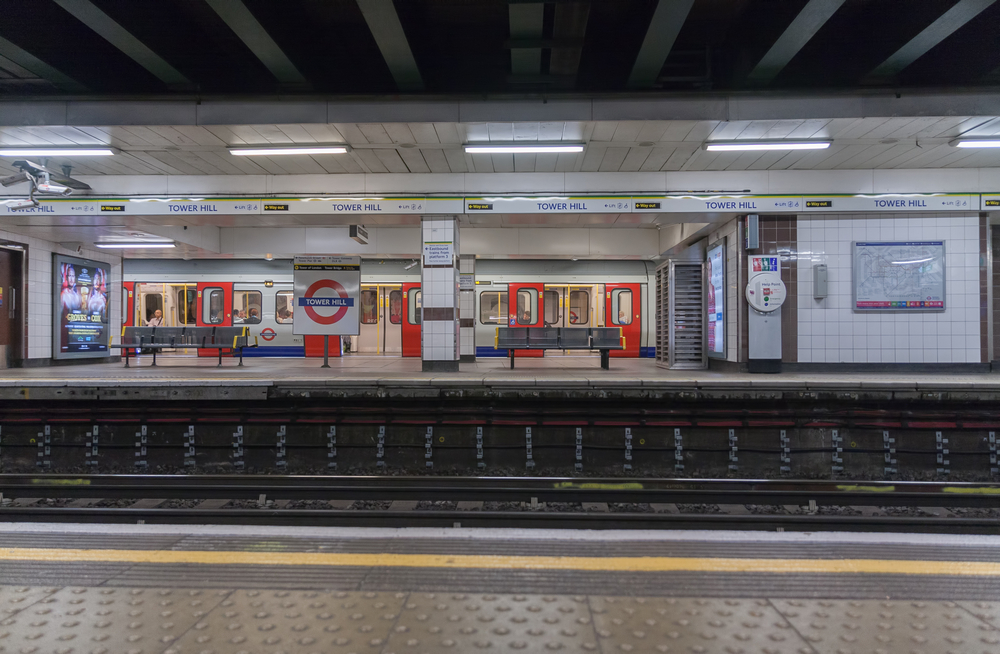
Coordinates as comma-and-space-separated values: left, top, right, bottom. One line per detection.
1, 193, 995, 215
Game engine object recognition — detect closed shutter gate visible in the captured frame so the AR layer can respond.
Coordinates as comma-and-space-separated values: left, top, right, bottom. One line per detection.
659, 261, 706, 370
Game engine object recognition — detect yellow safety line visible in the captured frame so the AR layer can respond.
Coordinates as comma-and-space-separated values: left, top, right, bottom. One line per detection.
1, 548, 999, 576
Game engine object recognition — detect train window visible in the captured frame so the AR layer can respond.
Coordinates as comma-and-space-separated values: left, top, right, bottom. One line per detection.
361, 289, 378, 324
143, 294, 162, 324
407, 290, 422, 325
543, 290, 559, 326
275, 291, 294, 324
479, 291, 507, 324
515, 288, 537, 325
176, 288, 196, 325
233, 290, 262, 324
610, 288, 633, 325
569, 290, 590, 325
203, 288, 224, 324
121, 286, 128, 325
389, 290, 402, 325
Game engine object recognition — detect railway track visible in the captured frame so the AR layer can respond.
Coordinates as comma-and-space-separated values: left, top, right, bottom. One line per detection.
1, 474, 998, 532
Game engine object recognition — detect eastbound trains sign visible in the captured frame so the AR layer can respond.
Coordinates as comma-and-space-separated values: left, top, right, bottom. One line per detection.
292, 256, 361, 336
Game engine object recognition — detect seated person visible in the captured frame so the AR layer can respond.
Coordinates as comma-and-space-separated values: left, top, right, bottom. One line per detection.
246, 308, 261, 324
233, 310, 245, 324
146, 309, 163, 327
277, 308, 291, 323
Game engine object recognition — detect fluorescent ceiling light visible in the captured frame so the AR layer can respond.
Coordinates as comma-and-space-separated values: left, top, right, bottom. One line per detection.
705, 141, 831, 152
464, 143, 585, 154
95, 241, 175, 249
0, 148, 115, 157
951, 139, 1000, 148
229, 146, 350, 156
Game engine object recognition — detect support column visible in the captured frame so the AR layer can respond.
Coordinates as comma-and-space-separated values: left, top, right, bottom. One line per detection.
421, 216, 460, 372
459, 254, 476, 362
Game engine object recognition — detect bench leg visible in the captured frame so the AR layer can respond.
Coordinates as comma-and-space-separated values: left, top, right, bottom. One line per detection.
238, 347, 244, 367
601, 349, 609, 370
151, 349, 157, 367
510, 349, 515, 370
124, 348, 130, 368
218, 348, 223, 367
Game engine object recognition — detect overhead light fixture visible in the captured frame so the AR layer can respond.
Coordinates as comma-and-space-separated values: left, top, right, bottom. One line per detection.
229, 145, 351, 156
94, 241, 176, 249
463, 143, 586, 154
0, 148, 115, 157
6, 198, 38, 210
704, 141, 831, 152
951, 138, 1000, 148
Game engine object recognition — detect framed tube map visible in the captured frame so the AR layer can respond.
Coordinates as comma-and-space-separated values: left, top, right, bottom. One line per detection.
706, 238, 726, 358
852, 241, 945, 311
53, 254, 110, 359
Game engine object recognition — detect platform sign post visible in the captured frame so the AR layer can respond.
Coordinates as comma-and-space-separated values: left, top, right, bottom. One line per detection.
293, 256, 361, 366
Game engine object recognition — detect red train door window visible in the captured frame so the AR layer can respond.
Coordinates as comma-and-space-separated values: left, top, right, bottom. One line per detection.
401, 282, 421, 357
508, 283, 544, 358
122, 282, 135, 327
605, 283, 640, 357
196, 282, 232, 357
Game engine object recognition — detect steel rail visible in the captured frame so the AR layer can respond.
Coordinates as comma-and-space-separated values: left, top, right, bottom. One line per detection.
1, 474, 999, 507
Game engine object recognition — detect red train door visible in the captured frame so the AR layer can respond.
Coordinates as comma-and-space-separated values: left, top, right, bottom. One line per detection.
605, 283, 640, 357
196, 282, 232, 357
401, 282, 421, 357
122, 282, 135, 327
508, 283, 544, 358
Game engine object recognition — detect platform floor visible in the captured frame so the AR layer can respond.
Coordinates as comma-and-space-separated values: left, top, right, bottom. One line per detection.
1, 354, 999, 391
0, 525, 999, 653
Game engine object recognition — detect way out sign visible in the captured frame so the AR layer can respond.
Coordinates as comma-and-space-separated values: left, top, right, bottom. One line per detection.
293, 256, 361, 335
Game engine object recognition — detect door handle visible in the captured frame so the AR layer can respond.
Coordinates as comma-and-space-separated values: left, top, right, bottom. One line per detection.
9, 286, 14, 318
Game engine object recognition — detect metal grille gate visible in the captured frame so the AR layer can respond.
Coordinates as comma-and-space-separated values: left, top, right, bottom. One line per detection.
656, 260, 706, 369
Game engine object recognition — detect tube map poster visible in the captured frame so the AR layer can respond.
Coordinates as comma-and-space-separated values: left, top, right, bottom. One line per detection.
853, 241, 945, 311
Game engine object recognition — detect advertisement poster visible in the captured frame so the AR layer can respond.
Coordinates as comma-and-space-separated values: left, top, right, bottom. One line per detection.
53, 254, 110, 359
706, 239, 726, 358
853, 241, 945, 311
292, 255, 361, 336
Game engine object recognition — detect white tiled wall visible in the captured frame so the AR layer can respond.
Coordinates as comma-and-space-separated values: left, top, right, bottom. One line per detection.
0, 228, 122, 361
421, 216, 459, 362
797, 213, 981, 364
707, 219, 740, 363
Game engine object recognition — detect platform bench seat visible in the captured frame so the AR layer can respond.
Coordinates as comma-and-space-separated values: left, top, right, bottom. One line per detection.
495, 326, 624, 369
110, 325, 257, 367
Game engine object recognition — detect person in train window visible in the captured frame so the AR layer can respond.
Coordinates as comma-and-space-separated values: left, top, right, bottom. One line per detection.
234, 310, 245, 324
276, 308, 291, 323
246, 308, 261, 324
618, 310, 626, 324
146, 309, 163, 327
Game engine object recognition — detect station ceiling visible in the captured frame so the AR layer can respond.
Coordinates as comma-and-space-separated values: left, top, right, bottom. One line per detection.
1, 0, 999, 97
1, 115, 1000, 180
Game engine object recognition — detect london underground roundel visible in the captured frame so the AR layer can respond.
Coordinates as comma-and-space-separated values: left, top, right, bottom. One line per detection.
301, 279, 353, 325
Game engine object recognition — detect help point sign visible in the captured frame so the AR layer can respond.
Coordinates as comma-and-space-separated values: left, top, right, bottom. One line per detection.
293, 256, 361, 336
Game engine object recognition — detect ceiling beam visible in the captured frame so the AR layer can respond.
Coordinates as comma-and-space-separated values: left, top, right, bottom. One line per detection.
865, 0, 997, 81
51, 0, 192, 89
509, 3, 544, 76
356, 0, 425, 91
204, 0, 309, 89
627, 0, 696, 88
0, 37, 86, 91
746, 0, 845, 85
549, 2, 590, 78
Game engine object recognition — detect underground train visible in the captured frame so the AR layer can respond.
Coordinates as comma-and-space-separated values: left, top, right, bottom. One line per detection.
122, 259, 657, 358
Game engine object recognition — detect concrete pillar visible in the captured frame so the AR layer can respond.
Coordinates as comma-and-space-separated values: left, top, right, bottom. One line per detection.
459, 254, 476, 361
421, 216, 460, 372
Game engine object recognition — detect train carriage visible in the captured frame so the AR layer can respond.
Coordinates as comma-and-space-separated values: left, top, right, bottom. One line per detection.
123, 259, 657, 359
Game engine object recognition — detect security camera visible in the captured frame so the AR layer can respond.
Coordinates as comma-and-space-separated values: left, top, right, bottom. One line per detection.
0, 171, 32, 187
7, 198, 39, 210
35, 181, 72, 196
404, 260, 418, 270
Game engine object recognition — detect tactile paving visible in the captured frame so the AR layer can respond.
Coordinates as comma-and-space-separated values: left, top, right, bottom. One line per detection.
773, 598, 1000, 654
589, 596, 812, 653
168, 589, 406, 653
0, 586, 56, 619
384, 592, 599, 653
0, 586, 229, 654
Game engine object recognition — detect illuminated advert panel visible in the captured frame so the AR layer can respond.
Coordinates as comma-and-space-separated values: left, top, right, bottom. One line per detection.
706, 239, 726, 358
53, 254, 110, 359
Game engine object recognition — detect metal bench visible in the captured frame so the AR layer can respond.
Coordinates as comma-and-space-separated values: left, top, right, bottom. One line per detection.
111, 325, 256, 367
495, 326, 624, 369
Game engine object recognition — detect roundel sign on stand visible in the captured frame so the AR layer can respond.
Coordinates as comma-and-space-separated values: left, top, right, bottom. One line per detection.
292, 256, 361, 336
